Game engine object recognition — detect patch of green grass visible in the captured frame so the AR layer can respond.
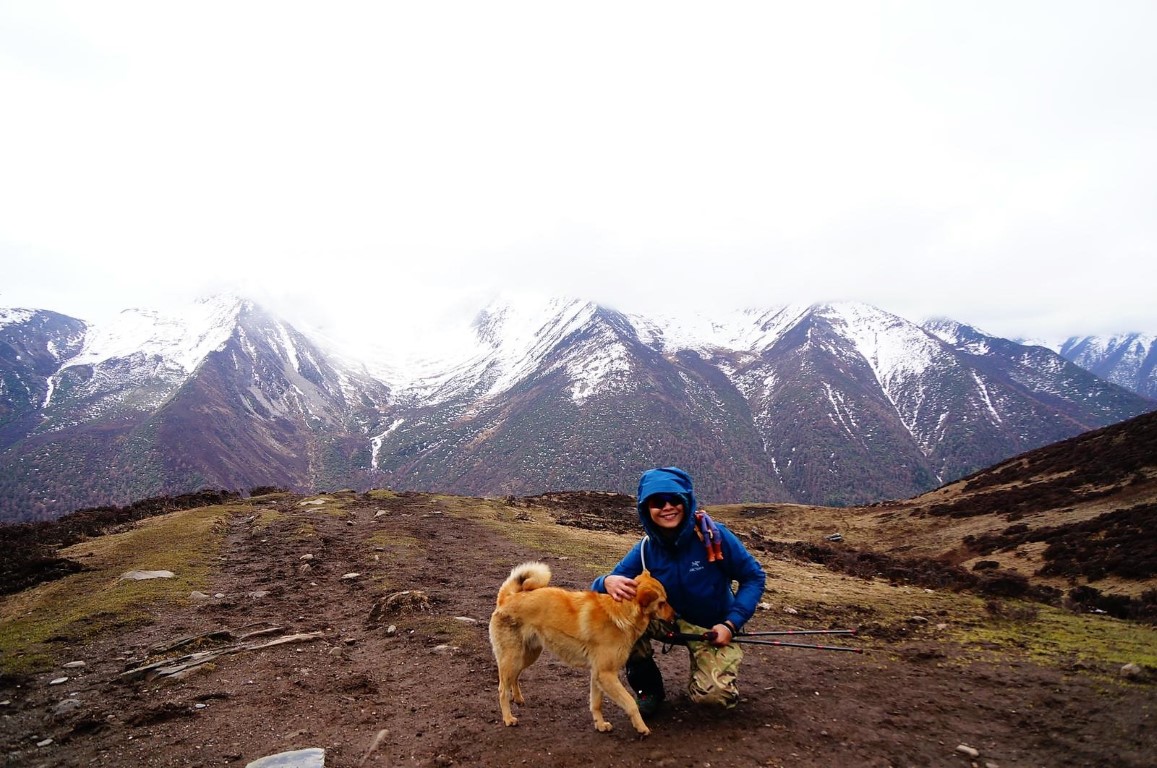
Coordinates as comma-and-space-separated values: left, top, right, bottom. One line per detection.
364, 489, 400, 501
249, 507, 284, 531
291, 521, 318, 540
0, 503, 237, 675
957, 601, 1157, 668
364, 529, 427, 593
416, 614, 488, 650
432, 496, 636, 578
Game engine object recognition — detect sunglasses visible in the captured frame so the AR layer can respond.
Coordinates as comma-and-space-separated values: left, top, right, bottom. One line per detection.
645, 493, 685, 509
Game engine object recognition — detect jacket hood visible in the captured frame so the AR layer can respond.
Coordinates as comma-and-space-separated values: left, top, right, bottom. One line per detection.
636, 466, 697, 541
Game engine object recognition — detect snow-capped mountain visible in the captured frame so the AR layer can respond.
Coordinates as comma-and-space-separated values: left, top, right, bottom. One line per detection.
1, 295, 1153, 522
0, 297, 393, 521
366, 297, 1153, 508
1056, 334, 1157, 400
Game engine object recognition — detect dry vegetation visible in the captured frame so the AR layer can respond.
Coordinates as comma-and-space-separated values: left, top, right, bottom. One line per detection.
1, 413, 1156, 767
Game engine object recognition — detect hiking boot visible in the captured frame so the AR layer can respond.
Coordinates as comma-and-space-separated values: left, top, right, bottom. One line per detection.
626, 655, 665, 716
635, 690, 662, 716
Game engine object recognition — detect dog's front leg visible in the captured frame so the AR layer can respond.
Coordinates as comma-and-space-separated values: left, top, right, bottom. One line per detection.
597, 669, 651, 736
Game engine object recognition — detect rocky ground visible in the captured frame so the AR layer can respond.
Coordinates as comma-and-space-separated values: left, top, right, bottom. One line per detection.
1, 491, 1154, 768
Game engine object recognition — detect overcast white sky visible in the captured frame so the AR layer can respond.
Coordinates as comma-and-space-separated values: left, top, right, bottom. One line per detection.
2, 1, 1155, 352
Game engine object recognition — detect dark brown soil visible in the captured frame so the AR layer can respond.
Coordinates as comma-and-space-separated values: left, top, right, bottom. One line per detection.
2, 493, 1154, 768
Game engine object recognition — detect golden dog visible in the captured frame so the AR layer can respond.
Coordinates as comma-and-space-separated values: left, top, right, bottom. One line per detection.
488, 561, 675, 735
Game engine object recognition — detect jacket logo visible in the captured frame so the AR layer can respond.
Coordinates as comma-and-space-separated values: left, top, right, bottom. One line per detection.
689, 559, 704, 573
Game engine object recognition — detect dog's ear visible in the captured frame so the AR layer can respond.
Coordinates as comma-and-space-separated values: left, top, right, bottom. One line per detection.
636, 587, 660, 609
635, 571, 662, 609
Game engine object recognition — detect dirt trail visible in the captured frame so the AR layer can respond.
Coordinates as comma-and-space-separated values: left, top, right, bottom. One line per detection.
2, 493, 1153, 768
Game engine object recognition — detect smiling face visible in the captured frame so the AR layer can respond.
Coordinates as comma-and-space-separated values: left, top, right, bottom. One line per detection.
645, 493, 686, 532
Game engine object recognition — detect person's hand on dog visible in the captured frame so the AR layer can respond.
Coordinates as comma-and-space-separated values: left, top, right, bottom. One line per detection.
604, 574, 637, 601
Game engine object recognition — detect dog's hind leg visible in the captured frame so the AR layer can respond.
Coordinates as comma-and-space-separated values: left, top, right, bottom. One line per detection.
496, 655, 521, 726
491, 618, 527, 727
511, 643, 541, 705
588, 671, 614, 732
594, 667, 651, 736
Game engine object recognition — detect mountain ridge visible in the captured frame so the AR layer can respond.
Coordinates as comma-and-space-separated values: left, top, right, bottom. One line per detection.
1, 295, 1153, 521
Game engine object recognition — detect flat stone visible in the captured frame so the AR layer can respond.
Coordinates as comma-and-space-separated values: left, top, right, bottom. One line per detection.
119, 570, 175, 581
245, 747, 325, 768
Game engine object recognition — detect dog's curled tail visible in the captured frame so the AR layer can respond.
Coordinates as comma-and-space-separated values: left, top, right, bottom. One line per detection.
496, 561, 551, 606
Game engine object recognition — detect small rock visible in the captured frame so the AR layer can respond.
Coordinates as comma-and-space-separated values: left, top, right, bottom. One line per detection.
340, 573, 361, 581
300, 554, 314, 561
432, 644, 457, 653
247, 591, 270, 599
119, 570, 175, 581
298, 499, 327, 506
62, 661, 86, 669
985, 762, 1000, 768
52, 698, 83, 718
386, 625, 397, 636
757, 601, 772, 611
908, 615, 929, 624
1120, 662, 1143, 679
214, 593, 225, 599
374, 510, 387, 518
48, 677, 68, 686
784, 606, 798, 615
955, 744, 980, 758
190, 591, 211, 600
37, 738, 53, 748
453, 616, 477, 624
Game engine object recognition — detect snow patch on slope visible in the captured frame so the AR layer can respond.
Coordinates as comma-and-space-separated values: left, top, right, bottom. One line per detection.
628, 304, 811, 354
0, 308, 35, 328
823, 303, 940, 387
61, 296, 241, 374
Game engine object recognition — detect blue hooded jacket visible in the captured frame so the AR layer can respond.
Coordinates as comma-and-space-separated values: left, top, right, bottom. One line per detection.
591, 467, 766, 630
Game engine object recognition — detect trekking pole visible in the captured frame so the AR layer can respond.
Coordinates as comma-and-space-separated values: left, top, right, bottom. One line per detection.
728, 637, 864, 653
658, 629, 864, 654
738, 628, 857, 638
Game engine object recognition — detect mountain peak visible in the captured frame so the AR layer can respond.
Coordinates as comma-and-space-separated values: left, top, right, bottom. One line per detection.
471, 294, 594, 349
61, 296, 246, 374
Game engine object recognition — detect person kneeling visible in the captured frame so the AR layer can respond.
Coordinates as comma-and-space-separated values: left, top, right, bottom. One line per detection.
592, 467, 766, 713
